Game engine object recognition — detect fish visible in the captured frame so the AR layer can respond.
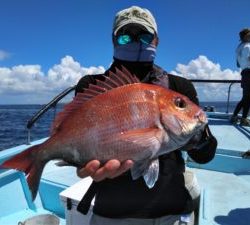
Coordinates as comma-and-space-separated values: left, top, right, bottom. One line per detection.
0, 66, 207, 200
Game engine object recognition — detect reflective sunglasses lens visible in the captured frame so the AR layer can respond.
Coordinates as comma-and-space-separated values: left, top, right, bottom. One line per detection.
117, 35, 131, 45
139, 34, 154, 44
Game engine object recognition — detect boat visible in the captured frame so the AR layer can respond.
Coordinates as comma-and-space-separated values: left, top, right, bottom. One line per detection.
0, 79, 249, 225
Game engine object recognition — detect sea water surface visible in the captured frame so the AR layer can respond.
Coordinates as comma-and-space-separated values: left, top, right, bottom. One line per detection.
0, 104, 64, 151
0, 102, 237, 151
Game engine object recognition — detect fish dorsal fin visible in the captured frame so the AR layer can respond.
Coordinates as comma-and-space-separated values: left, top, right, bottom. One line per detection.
50, 66, 139, 135
83, 66, 139, 100
50, 93, 88, 135
95, 66, 139, 90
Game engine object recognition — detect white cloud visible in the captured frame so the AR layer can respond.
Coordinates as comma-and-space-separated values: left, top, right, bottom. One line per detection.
0, 55, 105, 104
0, 50, 11, 61
47, 55, 104, 90
0, 65, 46, 94
170, 55, 242, 101
0, 55, 242, 104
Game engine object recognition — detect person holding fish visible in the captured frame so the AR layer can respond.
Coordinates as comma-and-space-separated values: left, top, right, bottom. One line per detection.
76, 6, 217, 225
0, 5, 217, 225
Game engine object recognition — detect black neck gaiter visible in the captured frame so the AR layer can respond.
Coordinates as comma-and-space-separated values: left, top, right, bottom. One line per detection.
108, 58, 154, 81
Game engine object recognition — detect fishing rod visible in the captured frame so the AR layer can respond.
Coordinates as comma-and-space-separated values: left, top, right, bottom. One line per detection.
26, 85, 76, 144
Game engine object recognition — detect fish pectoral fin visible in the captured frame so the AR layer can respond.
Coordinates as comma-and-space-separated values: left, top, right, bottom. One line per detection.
120, 128, 164, 151
143, 158, 160, 188
122, 128, 162, 188
131, 160, 150, 180
131, 158, 160, 188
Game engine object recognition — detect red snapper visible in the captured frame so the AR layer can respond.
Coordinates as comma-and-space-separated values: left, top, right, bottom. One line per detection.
0, 67, 207, 200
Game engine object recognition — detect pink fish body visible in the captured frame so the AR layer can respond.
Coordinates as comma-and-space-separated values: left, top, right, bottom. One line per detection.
1, 67, 207, 200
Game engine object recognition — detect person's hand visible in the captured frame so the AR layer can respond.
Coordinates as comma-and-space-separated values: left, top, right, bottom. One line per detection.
77, 159, 134, 182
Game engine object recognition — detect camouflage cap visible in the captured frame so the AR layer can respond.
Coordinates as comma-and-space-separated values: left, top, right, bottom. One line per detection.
113, 6, 158, 35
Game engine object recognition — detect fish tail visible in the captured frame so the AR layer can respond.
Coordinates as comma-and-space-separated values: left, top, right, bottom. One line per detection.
0, 144, 45, 200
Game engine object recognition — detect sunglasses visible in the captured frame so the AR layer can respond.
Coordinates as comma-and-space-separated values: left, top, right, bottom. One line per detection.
116, 33, 154, 45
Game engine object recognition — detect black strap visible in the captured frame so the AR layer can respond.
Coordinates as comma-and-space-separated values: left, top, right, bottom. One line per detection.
77, 181, 98, 215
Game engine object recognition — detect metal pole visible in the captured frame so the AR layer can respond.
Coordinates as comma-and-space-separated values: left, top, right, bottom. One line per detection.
226, 83, 234, 114
27, 128, 31, 145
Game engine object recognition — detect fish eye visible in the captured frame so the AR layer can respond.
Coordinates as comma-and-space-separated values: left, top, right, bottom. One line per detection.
174, 97, 186, 109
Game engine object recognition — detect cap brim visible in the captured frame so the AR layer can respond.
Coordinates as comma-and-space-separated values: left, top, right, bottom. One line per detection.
113, 21, 155, 35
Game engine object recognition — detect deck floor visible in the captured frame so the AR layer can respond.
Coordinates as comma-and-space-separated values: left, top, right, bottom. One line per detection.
208, 116, 250, 153
192, 168, 250, 225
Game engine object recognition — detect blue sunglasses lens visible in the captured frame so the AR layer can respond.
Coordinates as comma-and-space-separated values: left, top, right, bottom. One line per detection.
117, 35, 132, 45
139, 34, 154, 44
117, 34, 154, 45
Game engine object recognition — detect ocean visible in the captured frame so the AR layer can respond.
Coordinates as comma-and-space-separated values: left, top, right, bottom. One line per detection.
0, 102, 237, 151
0, 104, 64, 151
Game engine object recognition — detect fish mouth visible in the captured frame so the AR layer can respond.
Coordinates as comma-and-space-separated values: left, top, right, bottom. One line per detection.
195, 109, 208, 124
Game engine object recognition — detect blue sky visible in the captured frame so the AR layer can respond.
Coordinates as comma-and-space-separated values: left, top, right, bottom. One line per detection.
0, 0, 249, 104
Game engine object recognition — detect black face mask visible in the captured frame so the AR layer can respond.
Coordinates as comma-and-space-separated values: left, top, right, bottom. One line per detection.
113, 42, 156, 62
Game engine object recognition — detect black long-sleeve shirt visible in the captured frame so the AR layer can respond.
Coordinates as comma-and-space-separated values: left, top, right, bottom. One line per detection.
75, 60, 216, 218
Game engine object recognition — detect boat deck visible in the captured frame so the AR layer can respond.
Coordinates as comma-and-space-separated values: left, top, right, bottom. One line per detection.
208, 113, 250, 153
188, 115, 250, 225
0, 113, 249, 225
194, 168, 250, 225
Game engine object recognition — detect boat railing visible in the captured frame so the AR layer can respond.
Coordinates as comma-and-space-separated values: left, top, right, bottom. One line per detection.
25, 79, 241, 144
190, 79, 240, 113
